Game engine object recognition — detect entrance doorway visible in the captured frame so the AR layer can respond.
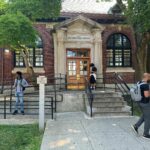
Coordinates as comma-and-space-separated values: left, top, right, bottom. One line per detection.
66, 49, 90, 89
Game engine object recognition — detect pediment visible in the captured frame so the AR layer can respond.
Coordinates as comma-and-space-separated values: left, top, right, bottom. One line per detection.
54, 15, 104, 30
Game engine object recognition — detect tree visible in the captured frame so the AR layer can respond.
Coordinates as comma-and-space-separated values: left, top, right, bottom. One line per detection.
116, 0, 150, 78
8, 0, 61, 20
100, 0, 150, 78
0, 0, 61, 85
0, 12, 38, 84
0, 0, 8, 15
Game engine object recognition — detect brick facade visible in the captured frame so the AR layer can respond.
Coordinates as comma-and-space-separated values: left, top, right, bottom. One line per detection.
102, 25, 136, 83
0, 15, 137, 85
0, 24, 54, 84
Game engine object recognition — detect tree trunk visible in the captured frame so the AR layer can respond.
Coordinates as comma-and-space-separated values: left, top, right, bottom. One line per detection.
136, 32, 150, 79
18, 44, 38, 90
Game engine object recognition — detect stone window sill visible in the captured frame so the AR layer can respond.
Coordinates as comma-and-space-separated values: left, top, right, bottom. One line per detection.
12, 67, 45, 74
106, 67, 135, 73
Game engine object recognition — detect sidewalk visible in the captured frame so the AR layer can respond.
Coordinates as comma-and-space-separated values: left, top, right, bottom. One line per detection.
41, 112, 150, 150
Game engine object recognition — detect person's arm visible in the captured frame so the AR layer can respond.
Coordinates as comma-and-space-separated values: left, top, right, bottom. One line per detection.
144, 91, 149, 98
143, 84, 150, 98
13, 79, 17, 88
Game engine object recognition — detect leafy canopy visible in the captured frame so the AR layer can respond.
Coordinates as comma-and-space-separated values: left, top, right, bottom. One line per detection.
0, 0, 61, 50
8, 0, 61, 20
0, 12, 37, 49
125, 0, 150, 33
0, 0, 8, 15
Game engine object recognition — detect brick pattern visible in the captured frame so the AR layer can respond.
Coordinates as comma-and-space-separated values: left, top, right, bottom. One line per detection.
0, 24, 54, 84
102, 25, 136, 83
0, 22, 137, 85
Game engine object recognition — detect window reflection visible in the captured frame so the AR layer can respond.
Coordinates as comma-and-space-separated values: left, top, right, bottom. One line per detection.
106, 34, 131, 67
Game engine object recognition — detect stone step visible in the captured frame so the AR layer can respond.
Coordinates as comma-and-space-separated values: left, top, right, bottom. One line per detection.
92, 101, 126, 108
93, 97, 124, 102
93, 111, 131, 117
92, 106, 123, 112
92, 91, 122, 97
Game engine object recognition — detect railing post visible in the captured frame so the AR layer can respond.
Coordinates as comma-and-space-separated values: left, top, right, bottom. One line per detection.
60, 73, 61, 90
51, 97, 54, 119
90, 95, 93, 117
4, 96, 6, 119
10, 82, 13, 112
37, 76, 47, 132
53, 78, 57, 112
65, 74, 67, 90
131, 98, 134, 116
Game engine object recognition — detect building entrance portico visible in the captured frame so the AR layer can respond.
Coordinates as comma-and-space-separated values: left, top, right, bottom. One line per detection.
53, 15, 104, 89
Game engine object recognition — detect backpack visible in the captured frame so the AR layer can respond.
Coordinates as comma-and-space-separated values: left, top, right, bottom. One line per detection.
21, 79, 26, 91
130, 82, 145, 101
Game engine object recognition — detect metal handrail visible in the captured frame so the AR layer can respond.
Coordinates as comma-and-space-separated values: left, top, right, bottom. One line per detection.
1, 94, 54, 119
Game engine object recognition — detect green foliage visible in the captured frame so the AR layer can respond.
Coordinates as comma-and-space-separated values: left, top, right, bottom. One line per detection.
126, 0, 150, 33
0, 0, 8, 15
0, 12, 37, 49
0, 124, 43, 150
8, 0, 61, 20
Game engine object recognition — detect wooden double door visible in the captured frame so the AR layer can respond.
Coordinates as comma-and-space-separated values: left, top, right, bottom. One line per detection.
66, 49, 90, 89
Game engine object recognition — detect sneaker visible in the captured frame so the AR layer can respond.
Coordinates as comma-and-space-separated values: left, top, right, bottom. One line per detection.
131, 125, 138, 134
21, 111, 24, 115
12, 110, 18, 115
143, 134, 150, 139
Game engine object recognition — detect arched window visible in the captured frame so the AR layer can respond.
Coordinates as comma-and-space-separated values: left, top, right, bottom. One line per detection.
106, 33, 132, 67
14, 37, 44, 67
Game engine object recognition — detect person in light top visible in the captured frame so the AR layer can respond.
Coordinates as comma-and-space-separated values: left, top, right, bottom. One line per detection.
13, 71, 28, 115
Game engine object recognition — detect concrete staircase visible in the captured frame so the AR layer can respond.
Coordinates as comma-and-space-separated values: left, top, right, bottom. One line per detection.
85, 91, 131, 117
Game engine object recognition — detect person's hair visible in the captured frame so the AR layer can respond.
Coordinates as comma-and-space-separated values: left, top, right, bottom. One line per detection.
90, 63, 95, 67
16, 71, 23, 79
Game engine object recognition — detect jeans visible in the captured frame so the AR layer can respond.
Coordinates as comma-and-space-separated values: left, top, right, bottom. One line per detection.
135, 102, 150, 135
15, 92, 24, 112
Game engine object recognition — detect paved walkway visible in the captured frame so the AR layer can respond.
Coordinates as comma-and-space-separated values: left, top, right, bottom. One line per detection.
41, 112, 150, 150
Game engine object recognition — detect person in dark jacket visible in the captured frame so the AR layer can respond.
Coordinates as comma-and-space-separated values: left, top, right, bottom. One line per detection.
131, 73, 150, 139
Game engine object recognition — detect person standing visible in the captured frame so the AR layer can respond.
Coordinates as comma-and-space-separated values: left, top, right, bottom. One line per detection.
131, 73, 150, 139
13, 71, 29, 115
90, 71, 97, 90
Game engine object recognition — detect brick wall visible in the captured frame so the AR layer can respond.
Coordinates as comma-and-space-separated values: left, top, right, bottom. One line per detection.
102, 25, 137, 83
0, 24, 54, 85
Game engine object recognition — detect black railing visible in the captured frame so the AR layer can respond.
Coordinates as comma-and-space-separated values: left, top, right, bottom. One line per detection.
0, 73, 134, 118
85, 77, 93, 117
1, 94, 54, 119
85, 73, 133, 117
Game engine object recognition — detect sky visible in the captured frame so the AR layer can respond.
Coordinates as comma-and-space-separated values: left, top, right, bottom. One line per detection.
61, 0, 117, 14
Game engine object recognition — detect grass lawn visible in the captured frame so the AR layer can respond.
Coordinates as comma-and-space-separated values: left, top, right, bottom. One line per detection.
0, 124, 43, 150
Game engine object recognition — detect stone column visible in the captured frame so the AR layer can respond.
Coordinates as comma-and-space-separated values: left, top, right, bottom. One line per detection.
37, 76, 47, 132
56, 29, 66, 74
92, 29, 103, 75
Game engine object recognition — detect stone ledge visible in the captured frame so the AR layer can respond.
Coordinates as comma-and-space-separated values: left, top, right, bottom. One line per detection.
12, 67, 45, 74
106, 67, 135, 73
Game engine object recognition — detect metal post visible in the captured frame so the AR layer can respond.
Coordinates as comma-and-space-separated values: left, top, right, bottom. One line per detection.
51, 97, 53, 119
54, 80, 57, 112
4, 96, 6, 119
37, 76, 47, 132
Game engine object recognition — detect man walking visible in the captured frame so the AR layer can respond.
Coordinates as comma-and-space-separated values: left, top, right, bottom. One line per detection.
131, 73, 150, 139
